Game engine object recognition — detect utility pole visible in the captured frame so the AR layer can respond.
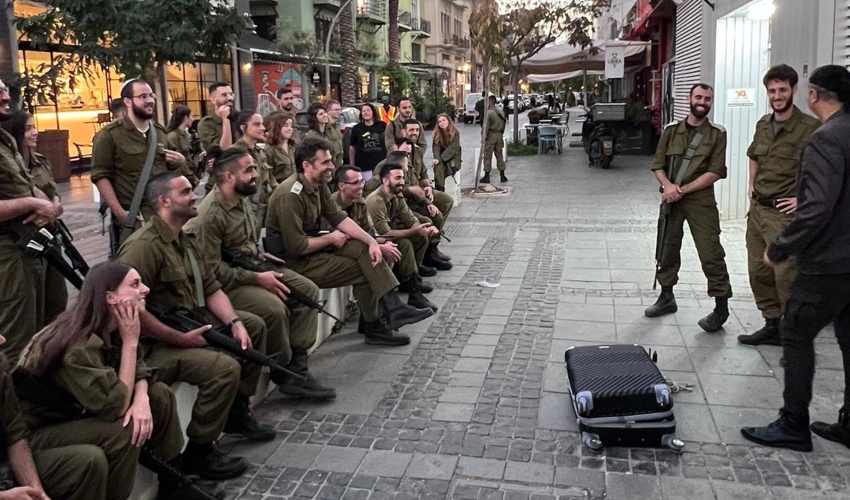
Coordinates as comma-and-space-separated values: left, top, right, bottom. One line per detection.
325, 0, 354, 101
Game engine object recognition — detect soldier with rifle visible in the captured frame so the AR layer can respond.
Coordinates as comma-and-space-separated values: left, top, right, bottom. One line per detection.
647, 83, 732, 333
184, 145, 335, 400
116, 171, 275, 479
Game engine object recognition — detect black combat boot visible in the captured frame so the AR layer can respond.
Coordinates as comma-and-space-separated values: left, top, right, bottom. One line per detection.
432, 246, 452, 262
223, 396, 276, 441
479, 173, 491, 184
424, 246, 453, 271
380, 290, 434, 331
500, 173, 508, 183
180, 441, 249, 480
738, 317, 781, 346
644, 286, 677, 317
277, 350, 336, 400
741, 409, 813, 452
418, 265, 437, 277
364, 318, 410, 346
403, 277, 438, 312
698, 297, 730, 333
811, 408, 850, 449
416, 275, 434, 294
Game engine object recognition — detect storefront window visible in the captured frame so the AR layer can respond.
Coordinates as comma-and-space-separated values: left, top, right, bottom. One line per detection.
165, 62, 232, 118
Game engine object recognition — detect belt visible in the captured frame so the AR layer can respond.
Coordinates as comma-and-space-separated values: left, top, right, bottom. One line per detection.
752, 194, 778, 208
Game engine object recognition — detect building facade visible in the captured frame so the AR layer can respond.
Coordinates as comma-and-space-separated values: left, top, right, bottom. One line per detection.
422, 0, 473, 109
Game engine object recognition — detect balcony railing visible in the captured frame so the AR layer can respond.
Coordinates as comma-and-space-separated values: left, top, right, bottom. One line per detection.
411, 18, 430, 34
357, 0, 386, 21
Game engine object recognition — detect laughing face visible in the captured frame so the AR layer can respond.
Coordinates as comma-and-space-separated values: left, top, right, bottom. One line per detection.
688, 86, 714, 119
766, 79, 795, 114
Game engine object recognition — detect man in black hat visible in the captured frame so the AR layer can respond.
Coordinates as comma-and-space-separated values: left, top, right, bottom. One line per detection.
741, 65, 850, 452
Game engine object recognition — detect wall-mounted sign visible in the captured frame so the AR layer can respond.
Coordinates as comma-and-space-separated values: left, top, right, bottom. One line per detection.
604, 48, 625, 79
727, 88, 756, 107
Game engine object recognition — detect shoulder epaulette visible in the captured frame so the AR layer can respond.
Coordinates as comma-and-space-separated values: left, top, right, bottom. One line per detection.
664, 121, 678, 129
709, 122, 726, 133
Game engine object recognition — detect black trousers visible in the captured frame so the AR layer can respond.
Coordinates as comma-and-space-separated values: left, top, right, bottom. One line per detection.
782, 272, 850, 413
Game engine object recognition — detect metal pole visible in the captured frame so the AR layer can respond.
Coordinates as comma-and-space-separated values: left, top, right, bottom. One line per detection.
326, 0, 354, 101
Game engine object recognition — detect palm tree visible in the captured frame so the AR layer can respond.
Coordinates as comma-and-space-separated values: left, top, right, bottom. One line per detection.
339, 1, 357, 104
388, 0, 400, 65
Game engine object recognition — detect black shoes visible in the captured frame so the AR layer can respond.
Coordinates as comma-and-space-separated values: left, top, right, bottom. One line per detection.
181, 441, 249, 481
698, 298, 730, 333
380, 291, 434, 331
500, 173, 508, 183
418, 265, 437, 277
423, 255, 453, 271
738, 317, 781, 346
479, 173, 491, 184
645, 287, 678, 317
741, 409, 813, 452
276, 351, 336, 400
223, 396, 276, 442
811, 409, 850, 449
363, 319, 411, 346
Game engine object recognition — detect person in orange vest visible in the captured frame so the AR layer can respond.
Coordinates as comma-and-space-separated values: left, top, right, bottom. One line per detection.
376, 95, 397, 124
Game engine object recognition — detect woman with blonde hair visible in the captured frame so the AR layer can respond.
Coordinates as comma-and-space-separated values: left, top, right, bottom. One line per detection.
431, 113, 461, 192
264, 112, 297, 183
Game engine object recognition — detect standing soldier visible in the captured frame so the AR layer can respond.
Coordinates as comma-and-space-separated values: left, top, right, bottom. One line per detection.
91, 79, 186, 254
738, 65, 820, 346
325, 100, 344, 170
646, 83, 733, 333
197, 82, 236, 193
0, 78, 59, 364
480, 95, 507, 184
384, 97, 427, 153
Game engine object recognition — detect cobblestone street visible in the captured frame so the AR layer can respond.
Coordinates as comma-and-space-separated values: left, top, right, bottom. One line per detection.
56, 115, 850, 500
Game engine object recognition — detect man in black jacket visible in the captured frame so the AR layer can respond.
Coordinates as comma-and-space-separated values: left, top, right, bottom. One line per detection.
741, 65, 850, 452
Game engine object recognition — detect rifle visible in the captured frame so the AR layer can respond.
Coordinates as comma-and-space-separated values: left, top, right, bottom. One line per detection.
149, 306, 306, 381
653, 198, 670, 290
8, 217, 90, 290
221, 250, 343, 323
139, 448, 220, 500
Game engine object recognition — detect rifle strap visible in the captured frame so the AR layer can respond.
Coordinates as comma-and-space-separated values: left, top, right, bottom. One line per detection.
673, 131, 704, 186
185, 246, 206, 309
120, 123, 158, 245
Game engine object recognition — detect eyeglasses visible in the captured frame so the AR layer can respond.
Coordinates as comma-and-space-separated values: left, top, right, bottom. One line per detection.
133, 93, 157, 100
341, 179, 366, 187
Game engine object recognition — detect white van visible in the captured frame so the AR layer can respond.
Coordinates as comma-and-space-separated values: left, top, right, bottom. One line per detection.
463, 93, 483, 124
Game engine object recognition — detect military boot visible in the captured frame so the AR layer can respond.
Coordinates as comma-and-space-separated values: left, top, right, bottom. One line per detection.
738, 317, 781, 346
424, 246, 453, 271
500, 173, 508, 183
357, 314, 366, 334
380, 290, 434, 330
644, 286, 677, 317
741, 409, 813, 452
416, 275, 434, 294
364, 318, 410, 346
479, 173, 491, 184
403, 277, 438, 312
698, 297, 730, 333
223, 396, 276, 441
811, 408, 850, 449
432, 247, 452, 262
180, 441, 248, 480
277, 350, 336, 400
418, 265, 438, 277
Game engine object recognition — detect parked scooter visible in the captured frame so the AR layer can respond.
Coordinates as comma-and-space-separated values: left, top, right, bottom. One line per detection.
580, 104, 622, 169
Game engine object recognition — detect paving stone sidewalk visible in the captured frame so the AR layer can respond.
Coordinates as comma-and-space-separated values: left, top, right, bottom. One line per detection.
56, 125, 850, 500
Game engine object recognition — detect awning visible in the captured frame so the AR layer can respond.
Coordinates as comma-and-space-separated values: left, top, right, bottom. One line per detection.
526, 69, 603, 84
520, 40, 649, 75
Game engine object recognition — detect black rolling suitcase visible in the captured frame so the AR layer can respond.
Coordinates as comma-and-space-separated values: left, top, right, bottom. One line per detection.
564, 344, 683, 451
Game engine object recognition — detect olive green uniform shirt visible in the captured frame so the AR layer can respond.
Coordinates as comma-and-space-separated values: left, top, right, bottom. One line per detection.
486, 108, 506, 137
165, 129, 198, 186
116, 214, 222, 312
384, 115, 428, 151
28, 153, 58, 200
197, 114, 225, 152
265, 173, 348, 260
1, 356, 29, 462
0, 129, 36, 201
325, 122, 343, 169
433, 133, 462, 168
236, 139, 277, 198
746, 106, 820, 199
184, 188, 260, 292
331, 191, 372, 233
366, 188, 419, 235
90, 117, 172, 211
651, 119, 728, 190
266, 144, 296, 184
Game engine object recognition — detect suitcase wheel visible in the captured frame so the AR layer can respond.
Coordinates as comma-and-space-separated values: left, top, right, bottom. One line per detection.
662, 435, 685, 452
582, 432, 603, 451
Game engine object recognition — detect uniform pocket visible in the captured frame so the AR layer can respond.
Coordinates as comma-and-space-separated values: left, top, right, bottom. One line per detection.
160, 265, 188, 283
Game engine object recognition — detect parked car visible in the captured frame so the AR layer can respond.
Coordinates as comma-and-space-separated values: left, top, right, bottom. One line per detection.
464, 92, 483, 124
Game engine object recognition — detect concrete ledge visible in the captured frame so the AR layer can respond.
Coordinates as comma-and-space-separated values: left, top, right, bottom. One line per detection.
129, 286, 353, 499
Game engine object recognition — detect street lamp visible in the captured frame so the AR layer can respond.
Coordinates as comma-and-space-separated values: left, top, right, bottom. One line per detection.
325, 0, 354, 101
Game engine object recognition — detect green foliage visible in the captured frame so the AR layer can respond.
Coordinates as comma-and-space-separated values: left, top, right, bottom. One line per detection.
17, 0, 244, 78
380, 64, 413, 100
506, 140, 537, 156
276, 25, 326, 63
409, 75, 456, 127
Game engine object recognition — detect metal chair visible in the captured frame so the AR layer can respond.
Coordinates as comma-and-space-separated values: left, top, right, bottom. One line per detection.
538, 126, 560, 155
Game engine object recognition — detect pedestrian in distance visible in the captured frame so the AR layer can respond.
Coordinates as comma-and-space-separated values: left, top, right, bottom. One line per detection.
741, 65, 850, 452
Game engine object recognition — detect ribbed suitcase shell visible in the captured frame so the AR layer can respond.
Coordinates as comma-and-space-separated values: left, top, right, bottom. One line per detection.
564, 344, 672, 418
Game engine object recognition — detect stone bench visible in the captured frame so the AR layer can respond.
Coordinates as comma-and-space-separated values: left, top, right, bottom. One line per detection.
129, 286, 353, 500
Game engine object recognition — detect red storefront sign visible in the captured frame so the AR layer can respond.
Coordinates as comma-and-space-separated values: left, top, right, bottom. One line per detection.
253, 62, 306, 113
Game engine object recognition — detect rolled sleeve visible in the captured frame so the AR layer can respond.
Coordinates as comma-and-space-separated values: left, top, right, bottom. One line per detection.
197, 116, 221, 152
366, 195, 391, 234
1, 370, 30, 446
400, 202, 419, 228
90, 129, 116, 183
706, 130, 728, 179
278, 192, 310, 256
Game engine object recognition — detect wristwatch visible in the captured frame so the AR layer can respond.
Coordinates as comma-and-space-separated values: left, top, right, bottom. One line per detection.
226, 317, 243, 329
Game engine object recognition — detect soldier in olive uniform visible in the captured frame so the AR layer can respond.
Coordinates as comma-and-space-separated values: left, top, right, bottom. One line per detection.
384, 97, 428, 153
165, 105, 200, 188
325, 100, 344, 169
185, 146, 334, 400
197, 82, 236, 194
0, 78, 60, 365
265, 112, 298, 183
233, 111, 277, 236
1, 339, 110, 500
366, 163, 439, 311
480, 95, 507, 184
646, 83, 733, 333
264, 137, 433, 345
738, 65, 821, 346
91, 79, 188, 254
117, 172, 275, 478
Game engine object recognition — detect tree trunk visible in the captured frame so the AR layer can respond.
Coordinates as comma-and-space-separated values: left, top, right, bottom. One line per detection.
388, 0, 400, 66
512, 66, 520, 144
339, 1, 357, 105
474, 59, 490, 191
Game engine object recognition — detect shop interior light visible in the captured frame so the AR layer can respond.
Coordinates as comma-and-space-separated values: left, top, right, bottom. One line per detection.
747, 0, 775, 21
